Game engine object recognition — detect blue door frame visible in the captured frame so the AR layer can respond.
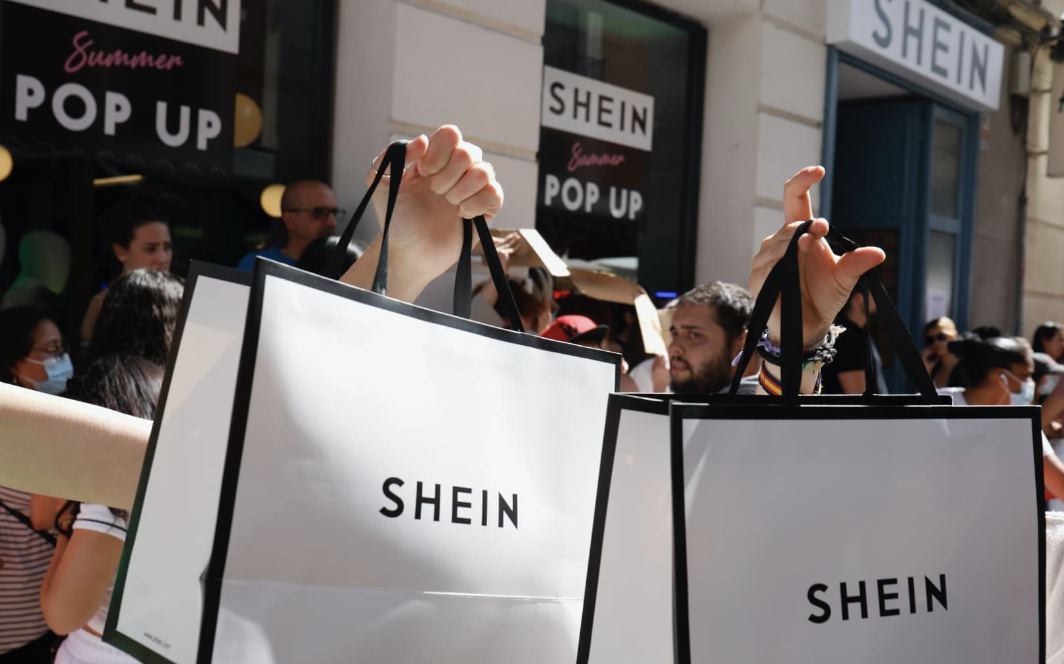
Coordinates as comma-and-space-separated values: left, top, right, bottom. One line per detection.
821, 47, 980, 344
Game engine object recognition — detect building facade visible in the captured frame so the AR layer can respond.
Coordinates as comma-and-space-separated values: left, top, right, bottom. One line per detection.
1, 0, 1061, 374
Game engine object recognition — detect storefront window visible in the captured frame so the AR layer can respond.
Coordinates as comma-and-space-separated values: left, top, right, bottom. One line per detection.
930, 121, 961, 218
539, 0, 705, 295
0, 0, 335, 344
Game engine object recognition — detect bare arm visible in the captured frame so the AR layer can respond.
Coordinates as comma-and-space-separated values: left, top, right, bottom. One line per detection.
1044, 393, 1064, 436
836, 370, 867, 395
749, 167, 885, 396
340, 126, 503, 303
40, 529, 124, 635
1046, 452, 1064, 503
29, 495, 60, 531
0, 383, 149, 509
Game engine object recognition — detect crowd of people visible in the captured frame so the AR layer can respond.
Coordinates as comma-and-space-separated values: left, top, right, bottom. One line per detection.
0, 127, 1057, 660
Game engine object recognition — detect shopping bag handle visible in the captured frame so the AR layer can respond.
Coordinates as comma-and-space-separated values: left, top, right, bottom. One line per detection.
729, 220, 938, 405
323, 141, 525, 332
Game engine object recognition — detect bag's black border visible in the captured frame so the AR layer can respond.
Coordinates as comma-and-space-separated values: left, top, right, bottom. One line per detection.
576, 394, 670, 664
669, 401, 1047, 664
197, 258, 621, 662
576, 393, 953, 664
105, 262, 252, 664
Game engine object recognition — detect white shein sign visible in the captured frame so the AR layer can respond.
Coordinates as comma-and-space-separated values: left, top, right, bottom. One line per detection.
6, 0, 241, 54
827, 0, 1004, 111
541, 66, 655, 152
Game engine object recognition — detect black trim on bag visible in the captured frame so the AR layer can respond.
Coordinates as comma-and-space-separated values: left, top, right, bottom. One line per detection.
576, 394, 668, 664
578, 392, 956, 664
670, 405, 691, 664
1034, 415, 1047, 664
197, 258, 622, 663
669, 402, 1047, 664
105, 262, 252, 664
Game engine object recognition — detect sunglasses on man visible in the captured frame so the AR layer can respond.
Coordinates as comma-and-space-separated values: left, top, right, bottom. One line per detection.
925, 332, 949, 346
285, 207, 347, 222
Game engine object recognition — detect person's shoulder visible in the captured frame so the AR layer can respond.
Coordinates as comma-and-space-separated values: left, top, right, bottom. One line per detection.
239, 248, 296, 271
236, 250, 262, 272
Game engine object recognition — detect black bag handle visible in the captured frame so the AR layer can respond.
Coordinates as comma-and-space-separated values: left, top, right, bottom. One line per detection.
323, 141, 524, 331
0, 497, 56, 547
729, 221, 937, 405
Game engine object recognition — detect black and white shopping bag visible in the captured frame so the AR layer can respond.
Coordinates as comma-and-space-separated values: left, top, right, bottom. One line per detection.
106, 142, 619, 664
580, 221, 1046, 664
676, 222, 1045, 664
106, 262, 251, 664
671, 399, 1044, 664
213, 143, 618, 664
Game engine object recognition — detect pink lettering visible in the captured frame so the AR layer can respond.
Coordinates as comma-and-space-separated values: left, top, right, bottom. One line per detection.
567, 142, 625, 173
64, 30, 184, 74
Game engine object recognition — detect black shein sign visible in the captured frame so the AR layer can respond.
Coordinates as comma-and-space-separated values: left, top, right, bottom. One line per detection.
0, 2, 236, 173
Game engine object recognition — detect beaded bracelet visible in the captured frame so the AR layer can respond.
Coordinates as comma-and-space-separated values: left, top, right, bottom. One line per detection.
756, 326, 843, 370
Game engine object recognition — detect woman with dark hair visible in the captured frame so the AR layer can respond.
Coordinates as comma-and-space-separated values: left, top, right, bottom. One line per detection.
942, 335, 1064, 502
80, 199, 173, 345
86, 268, 184, 366
39, 355, 162, 664
0, 307, 72, 394
0, 307, 72, 661
1033, 322, 1064, 362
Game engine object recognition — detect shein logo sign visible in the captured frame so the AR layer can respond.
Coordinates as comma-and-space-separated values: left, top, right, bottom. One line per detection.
827, 0, 1004, 111
380, 478, 519, 529
9, 0, 241, 54
541, 66, 654, 152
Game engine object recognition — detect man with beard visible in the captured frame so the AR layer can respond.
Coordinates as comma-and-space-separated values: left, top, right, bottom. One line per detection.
667, 281, 758, 394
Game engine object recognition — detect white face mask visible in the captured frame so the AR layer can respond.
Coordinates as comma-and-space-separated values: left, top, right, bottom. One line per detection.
1001, 370, 1035, 407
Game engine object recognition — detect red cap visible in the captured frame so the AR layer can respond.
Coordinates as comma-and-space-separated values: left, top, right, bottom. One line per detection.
541, 315, 608, 345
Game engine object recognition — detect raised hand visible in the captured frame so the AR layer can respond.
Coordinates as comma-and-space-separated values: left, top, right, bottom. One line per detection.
342, 125, 504, 302
749, 166, 885, 348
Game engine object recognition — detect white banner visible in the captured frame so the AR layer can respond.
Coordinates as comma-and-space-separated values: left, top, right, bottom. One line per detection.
7, 0, 241, 54
541, 66, 654, 152
827, 0, 1003, 111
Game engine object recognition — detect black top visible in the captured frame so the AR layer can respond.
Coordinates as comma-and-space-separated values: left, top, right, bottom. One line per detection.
820, 316, 888, 395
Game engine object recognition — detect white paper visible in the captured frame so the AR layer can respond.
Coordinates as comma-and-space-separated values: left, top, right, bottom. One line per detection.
925, 288, 949, 322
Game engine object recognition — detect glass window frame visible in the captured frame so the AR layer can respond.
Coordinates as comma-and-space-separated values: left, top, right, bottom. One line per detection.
539, 0, 707, 297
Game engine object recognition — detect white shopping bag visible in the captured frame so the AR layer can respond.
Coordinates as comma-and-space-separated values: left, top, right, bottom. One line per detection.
672, 401, 1044, 664
195, 258, 618, 663
106, 263, 251, 664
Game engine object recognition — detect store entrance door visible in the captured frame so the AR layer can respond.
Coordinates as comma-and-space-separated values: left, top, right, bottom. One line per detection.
829, 62, 976, 392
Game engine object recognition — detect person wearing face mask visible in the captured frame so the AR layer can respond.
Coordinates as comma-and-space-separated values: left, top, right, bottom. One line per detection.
0, 306, 67, 661
940, 335, 1064, 505
0, 307, 73, 396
